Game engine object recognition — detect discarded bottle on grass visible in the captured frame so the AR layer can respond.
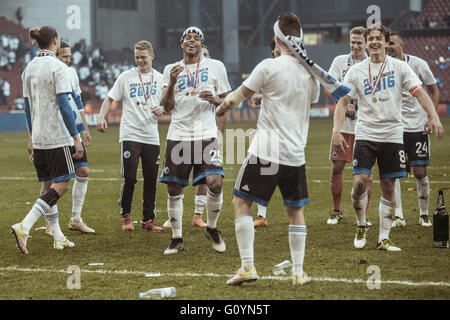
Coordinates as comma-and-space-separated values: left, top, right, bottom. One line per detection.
139, 287, 176, 299
433, 189, 449, 248
273, 260, 292, 275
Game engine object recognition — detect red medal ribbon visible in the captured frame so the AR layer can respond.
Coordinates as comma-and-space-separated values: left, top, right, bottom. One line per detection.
137, 68, 154, 105
184, 60, 200, 91
368, 57, 388, 98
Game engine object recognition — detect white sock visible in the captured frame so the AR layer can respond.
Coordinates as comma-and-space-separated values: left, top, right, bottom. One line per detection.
21, 199, 46, 235
194, 194, 207, 214
416, 176, 430, 216
257, 204, 267, 219
206, 189, 222, 229
72, 176, 88, 222
351, 188, 368, 226
394, 179, 404, 219
289, 225, 307, 277
168, 194, 184, 238
235, 215, 254, 271
378, 198, 395, 242
45, 205, 66, 242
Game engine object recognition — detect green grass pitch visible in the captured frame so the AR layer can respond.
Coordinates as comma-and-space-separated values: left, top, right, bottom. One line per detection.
0, 117, 449, 300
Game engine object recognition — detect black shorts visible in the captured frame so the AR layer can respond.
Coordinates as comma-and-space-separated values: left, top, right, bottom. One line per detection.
232, 154, 309, 208
403, 132, 430, 167
159, 139, 224, 187
353, 140, 406, 179
73, 143, 88, 169
34, 146, 76, 183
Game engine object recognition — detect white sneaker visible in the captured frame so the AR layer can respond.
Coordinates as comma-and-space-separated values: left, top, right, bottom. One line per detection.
163, 238, 184, 255
68, 219, 96, 234
226, 267, 258, 285
391, 217, 406, 228
205, 227, 226, 253
354, 225, 368, 249
11, 223, 29, 254
327, 210, 343, 225
162, 219, 171, 229
53, 239, 75, 250
419, 215, 432, 227
377, 239, 401, 252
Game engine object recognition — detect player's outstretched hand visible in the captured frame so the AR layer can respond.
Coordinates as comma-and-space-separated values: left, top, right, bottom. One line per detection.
27, 140, 34, 162
251, 93, 262, 106
96, 117, 107, 133
199, 90, 220, 105
345, 103, 356, 115
151, 106, 164, 117
331, 131, 349, 156
73, 138, 84, 159
424, 117, 445, 141
216, 103, 228, 117
169, 65, 184, 84
83, 130, 92, 147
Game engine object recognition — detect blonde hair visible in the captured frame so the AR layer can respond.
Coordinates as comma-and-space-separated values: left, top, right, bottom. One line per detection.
134, 40, 154, 55
350, 26, 367, 37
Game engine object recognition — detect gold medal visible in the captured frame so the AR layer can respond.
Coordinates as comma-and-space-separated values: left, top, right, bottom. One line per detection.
372, 97, 377, 103
190, 90, 197, 96
142, 103, 149, 110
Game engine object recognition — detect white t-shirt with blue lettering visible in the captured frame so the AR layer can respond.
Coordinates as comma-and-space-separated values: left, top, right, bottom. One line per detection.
343, 55, 422, 143
108, 68, 163, 146
163, 58, 231, 141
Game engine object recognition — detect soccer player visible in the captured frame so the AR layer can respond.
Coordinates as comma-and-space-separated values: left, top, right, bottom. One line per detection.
251, 37, 281, 228
11, 26, 84, 253
162, 43, 223, 229
160, 26, 231, 254
217, 12, 320, 285
332, 25, 444, 252
326, 27, 374, 225
53, 40, 95, 234
96, 40, 164, 232
387, 32, 439, 228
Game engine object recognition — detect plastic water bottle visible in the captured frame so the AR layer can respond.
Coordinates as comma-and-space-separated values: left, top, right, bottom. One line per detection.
273, 260, 292, 275
433, 190, 449, 248
138, 287, 176, 299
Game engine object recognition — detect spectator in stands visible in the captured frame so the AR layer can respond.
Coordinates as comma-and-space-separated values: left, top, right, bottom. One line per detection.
2, 79, 10, 105
0, 53, 8, 71
0, 79, 5, 105
79, 63, 90, 81
95, 80, 109, 100
14, 97, 24, 110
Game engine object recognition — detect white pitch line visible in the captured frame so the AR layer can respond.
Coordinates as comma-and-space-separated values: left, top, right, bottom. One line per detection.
0, 266, 449, 288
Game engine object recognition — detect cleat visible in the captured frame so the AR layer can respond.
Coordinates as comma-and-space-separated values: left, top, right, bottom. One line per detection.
354, 225, 368, 249
11, 223, 29, 254
327, 210, 343, 225
162, 219, 171, 229
292, 273, 311, 285
254, 216, 269, 228
376, 239, 401, 251
354, 218, 372, 227
419, 215, 432, 227
226, 267, 258, 285
192, 214, 207, 227
53, 239, 75, 250
121, 213, 134, 231
164, 238, 184, 255
205, 227, 226, 253
69, 219, 96, 234
141, 219, 164, 232
391, 217, 406, 228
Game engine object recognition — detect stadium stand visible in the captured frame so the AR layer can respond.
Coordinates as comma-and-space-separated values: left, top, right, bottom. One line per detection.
416, 0, 450, 29
403, 35, 450, 102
